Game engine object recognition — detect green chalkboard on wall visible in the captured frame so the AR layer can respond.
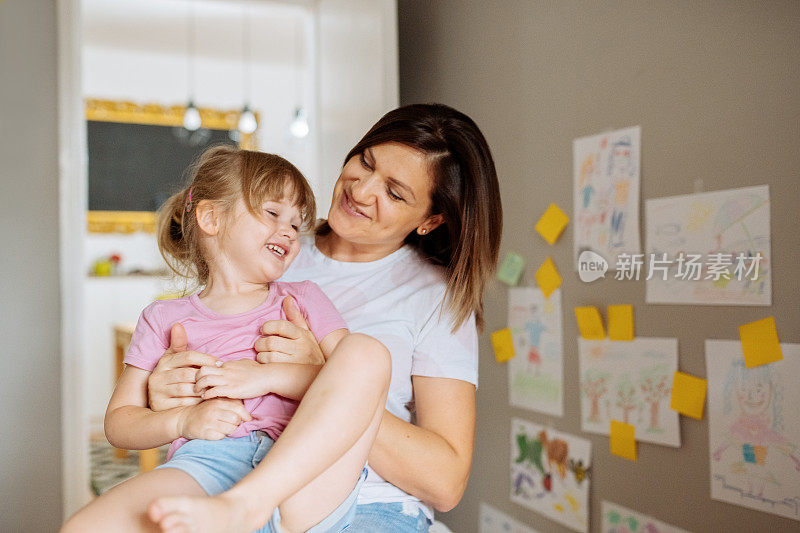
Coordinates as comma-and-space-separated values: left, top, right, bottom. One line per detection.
87, 121, 236, 212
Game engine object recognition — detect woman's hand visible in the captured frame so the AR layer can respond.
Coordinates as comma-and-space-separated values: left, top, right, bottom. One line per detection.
177, 398, 252, 441
148, 323, 219, 411
195, 360, 270, 400
254, 296, 325, 365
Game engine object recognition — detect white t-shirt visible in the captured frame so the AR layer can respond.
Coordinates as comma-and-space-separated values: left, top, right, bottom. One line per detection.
280, 236, 479, 518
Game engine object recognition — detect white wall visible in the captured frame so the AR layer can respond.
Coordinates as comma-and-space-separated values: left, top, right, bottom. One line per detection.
82, 0, 317, 179
0, 0, 63, 530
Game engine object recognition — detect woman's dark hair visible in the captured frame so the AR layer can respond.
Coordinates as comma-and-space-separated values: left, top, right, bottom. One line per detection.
320, 103, 502, 331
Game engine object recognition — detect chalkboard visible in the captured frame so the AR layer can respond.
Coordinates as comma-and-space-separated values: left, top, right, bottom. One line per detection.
87, 121, 236, 212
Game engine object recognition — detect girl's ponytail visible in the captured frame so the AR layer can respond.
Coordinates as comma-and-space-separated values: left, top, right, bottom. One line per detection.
156, 185, 208, 286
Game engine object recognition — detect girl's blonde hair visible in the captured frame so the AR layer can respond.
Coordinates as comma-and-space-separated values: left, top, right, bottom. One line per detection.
157, 146, 315, 286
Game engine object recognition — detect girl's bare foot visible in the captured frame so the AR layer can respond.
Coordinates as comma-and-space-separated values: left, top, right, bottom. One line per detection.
147, 493, 266, 533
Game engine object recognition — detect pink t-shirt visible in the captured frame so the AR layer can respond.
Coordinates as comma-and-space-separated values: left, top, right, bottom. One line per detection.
123, 280, 347, 458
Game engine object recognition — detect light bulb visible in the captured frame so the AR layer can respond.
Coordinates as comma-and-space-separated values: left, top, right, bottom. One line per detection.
183, 102, 202, 131
290, 107, 309, 138
238, 105, 258, 134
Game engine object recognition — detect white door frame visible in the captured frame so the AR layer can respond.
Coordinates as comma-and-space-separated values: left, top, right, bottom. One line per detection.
58, 0, 91, 517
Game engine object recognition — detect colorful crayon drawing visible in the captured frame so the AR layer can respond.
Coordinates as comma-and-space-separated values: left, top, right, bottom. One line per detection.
508, 288, 564, 416
601, 501, 689, 533
646, 185, 771, 305
479, 502, 541, 533
706, 340, 800, 521
511, 419, 592, 533
573, 126, 641, 269
579, 338, 680, 447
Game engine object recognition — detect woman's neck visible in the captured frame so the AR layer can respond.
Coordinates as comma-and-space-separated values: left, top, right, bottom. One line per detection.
316, 231, 404, 263
198, 277, 270, 315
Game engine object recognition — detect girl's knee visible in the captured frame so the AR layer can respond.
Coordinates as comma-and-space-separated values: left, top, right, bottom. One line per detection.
336, 333, 391, 383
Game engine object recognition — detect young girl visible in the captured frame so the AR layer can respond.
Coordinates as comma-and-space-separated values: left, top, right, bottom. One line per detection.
63, 146, 390, 533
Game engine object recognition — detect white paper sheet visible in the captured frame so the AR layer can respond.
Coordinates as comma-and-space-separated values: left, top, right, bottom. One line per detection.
578, 338, 680, 447
645, 185, 771, 305
706, 340, 800, 521
508, 288, 563, 416
510, 418, 592, 532
573, 126, 641, 269
480, 502, 541, 533
600, 501, 689, 533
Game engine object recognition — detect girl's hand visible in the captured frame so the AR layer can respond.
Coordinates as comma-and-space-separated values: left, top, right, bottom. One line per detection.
148, 323, 219, 411
195, 360, 270, 400
177, 398, 252, 441
255, 296, 325, 365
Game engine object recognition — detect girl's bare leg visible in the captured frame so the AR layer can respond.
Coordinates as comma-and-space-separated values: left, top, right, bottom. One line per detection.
61, 468, 206, 533
149, 333, 391, 533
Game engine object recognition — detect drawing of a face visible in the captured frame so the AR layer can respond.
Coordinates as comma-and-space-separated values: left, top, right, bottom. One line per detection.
735, 374, 772, 417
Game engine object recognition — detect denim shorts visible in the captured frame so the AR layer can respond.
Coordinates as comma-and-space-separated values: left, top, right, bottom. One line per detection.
157, 431, 366, 533
348, 502, 431, 532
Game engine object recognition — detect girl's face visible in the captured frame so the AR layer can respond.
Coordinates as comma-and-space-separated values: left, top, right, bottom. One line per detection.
327, 142, 440, 252
735, 374, 772, 417
216, 191, 302, 284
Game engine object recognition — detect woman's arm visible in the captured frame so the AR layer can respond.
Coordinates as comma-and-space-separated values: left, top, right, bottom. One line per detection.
367, 376, 476, 512
106, 366, 252, 449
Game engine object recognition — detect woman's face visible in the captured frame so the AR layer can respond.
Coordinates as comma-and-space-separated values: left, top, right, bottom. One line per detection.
327, 142, 441, 250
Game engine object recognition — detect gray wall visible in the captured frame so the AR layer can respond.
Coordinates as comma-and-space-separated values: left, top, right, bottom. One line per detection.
0, 0, 63, 530
398, 1, 799, 532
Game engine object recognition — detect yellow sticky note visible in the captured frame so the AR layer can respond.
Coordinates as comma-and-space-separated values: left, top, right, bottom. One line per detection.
739, 317, 782, 368
575, 306, 605, 339
535, 257, 562, 298
670, 371, 707, 420
535, 203, 569, 245
608, 305, 634, 341
609, 420, 637, 461
491, 328, 515, 363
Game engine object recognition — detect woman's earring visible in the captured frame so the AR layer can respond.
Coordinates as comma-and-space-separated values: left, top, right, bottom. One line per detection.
420, 228, 428, 235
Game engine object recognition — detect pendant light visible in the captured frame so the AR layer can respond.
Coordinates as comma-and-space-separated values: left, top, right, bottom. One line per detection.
183, 0, 201, 131
290, 107, 309, 138
238, 2, 258, 135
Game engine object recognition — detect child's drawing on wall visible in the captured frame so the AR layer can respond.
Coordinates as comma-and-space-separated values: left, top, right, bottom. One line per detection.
511, 419, 592, 533
707, 340, 800, 521
573, 126, 641, 268
579, 338, 680, 447
508, 288, 564, 416
601, 501, 689, 533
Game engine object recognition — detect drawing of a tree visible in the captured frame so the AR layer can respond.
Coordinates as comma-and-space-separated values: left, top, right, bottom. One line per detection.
615, 375, 637, 424
639, 366, 670, 430
582, 370, 609, 422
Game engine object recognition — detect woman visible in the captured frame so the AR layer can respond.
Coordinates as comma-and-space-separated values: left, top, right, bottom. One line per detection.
148, 103, 502, 532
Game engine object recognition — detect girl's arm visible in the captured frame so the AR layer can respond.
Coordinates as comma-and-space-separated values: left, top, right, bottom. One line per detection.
195, 329, 349, 401
105, 366, 252, 449
364, 375, 476, 512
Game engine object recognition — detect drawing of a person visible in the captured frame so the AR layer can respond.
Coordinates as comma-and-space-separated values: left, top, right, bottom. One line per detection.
524, 318, 546, 375
712, 360, 800, 498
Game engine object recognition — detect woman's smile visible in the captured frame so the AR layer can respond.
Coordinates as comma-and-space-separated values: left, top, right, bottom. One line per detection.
340, 189, 370, 219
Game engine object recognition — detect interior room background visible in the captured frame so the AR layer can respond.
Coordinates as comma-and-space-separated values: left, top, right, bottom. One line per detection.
2, 0, 798, 531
